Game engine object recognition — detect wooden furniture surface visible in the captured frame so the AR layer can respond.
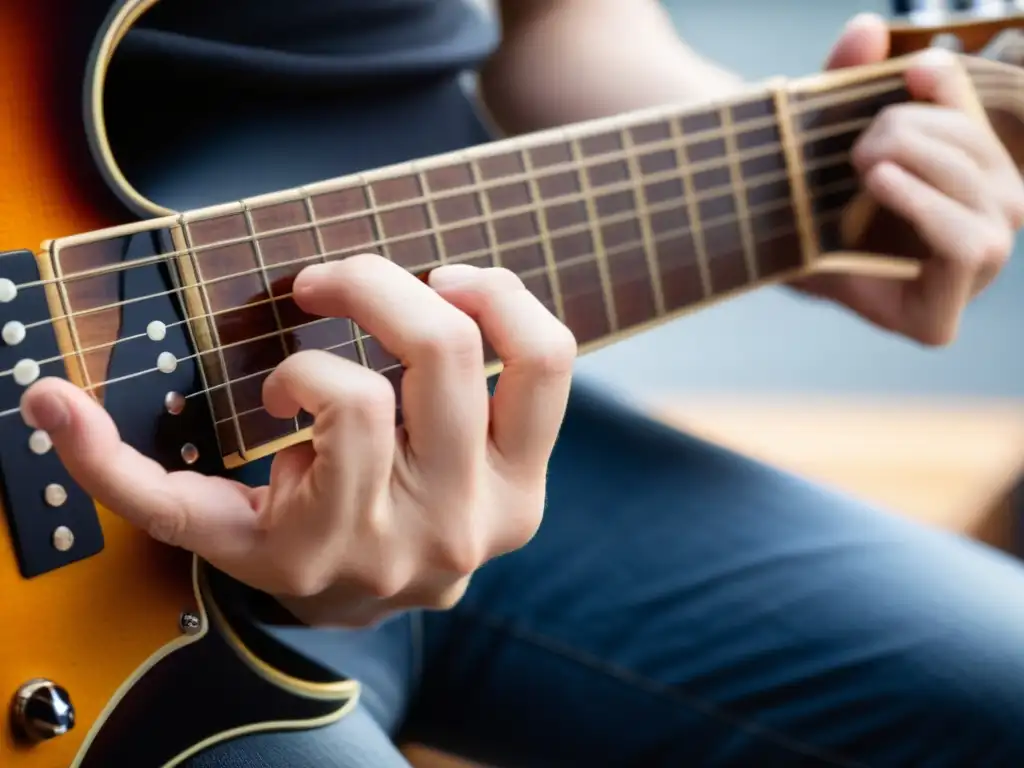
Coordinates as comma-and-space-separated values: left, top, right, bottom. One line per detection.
652, 396, 1024, 549
402, 395, 1024, 767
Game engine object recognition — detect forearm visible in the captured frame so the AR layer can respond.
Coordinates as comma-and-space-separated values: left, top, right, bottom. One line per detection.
480, 0, 746, 136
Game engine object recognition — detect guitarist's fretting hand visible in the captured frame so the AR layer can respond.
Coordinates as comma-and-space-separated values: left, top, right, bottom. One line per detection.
791, 14, 1024, 345
20, 257, 577, 627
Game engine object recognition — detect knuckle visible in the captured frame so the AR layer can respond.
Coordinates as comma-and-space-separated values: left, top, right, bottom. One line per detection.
432, 534, 484, 578
854, 105, 905, 166
416, 312, 482, 364
360, 567, 406, 601
146, 506, 188, 547
422, 578, 471, 611
503, 514, 543, 553
1009, 189, 1024, 230
528, 323, 578, 377
342, 376, 396, 424
277, 564, 332, 599
968, 224, 1012, 266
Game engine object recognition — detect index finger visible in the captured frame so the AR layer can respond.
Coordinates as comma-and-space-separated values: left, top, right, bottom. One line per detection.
905, 48, 988, 122
19, 377, 261, 556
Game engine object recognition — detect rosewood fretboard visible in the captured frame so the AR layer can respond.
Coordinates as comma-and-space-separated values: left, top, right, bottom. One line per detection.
50, 64, 912, 463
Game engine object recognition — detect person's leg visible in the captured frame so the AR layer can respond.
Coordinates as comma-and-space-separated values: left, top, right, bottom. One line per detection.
176, 440, 428, 768
402, 380, 1024, 767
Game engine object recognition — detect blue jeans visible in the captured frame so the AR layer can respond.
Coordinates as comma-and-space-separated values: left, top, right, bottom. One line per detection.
187, 380, 1024, 767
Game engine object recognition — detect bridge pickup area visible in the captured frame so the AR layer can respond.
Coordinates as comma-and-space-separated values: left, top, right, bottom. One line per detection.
1, 223, 233, 578
0, 249, 104, 578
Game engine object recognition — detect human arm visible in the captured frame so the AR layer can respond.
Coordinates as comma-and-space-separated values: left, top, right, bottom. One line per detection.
484, 2, 1024, 346
480, 0, 743, 135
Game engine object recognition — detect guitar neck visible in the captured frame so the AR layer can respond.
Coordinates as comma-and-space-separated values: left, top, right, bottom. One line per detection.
46, 57, 922, 465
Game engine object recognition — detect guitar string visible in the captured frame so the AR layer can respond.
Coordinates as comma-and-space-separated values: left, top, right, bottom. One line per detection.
219, 210, 848, 428
5, 67, 1010, 320
0, 71, 1015, 385
0, 74, 1016, 422
4, 74, 911, 300
16, 139, 856, 347
14, 57, 1019, 376
1, 159, 859, 386
2, 67, 1016, 396
0, 69, 937, 361
24, 116, 860, 326
0, 187, 850, 424
5, 67, 1012, 311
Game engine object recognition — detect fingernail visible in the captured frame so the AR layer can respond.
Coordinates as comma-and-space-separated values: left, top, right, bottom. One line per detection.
847, 12, 884, 29
914, 47, 955, 69
298, 263, 329, 280
428, 264, 479, 290
21, 391, 68, 432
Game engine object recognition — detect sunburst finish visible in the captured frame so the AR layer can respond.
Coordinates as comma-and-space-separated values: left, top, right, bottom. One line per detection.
0, 3, 201, 766
2, 2, 1024, 767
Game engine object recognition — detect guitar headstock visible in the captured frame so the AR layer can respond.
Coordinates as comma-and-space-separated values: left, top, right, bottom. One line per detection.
888, 2, 1024, 57
888, 3, 1024, 172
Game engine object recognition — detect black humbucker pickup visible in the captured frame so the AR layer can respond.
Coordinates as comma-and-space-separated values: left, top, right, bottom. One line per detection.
0, 249, 104, 578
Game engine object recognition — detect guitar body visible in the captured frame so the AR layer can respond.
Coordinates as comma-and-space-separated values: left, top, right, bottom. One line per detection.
2, 1, 1023, 766
0, 2, 356, 767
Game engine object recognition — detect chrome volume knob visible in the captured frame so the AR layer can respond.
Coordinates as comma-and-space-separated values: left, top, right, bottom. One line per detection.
10, 678, 75, 742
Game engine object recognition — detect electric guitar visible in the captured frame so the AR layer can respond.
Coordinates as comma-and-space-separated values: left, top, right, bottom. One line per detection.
2, 2, 1023, 766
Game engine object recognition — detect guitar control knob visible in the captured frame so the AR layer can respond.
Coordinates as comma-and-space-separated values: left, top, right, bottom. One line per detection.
10, 678, 75, 742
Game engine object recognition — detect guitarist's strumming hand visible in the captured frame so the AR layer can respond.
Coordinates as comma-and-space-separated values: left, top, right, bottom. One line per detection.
20, 257, 577, 627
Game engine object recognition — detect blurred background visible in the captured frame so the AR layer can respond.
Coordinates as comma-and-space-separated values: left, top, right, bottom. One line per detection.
577, 0, 1024, 402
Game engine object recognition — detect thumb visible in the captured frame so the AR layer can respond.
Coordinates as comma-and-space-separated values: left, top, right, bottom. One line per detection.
824, 12, 891, 70
18, 377, 259, 552
18, 377, 186, 526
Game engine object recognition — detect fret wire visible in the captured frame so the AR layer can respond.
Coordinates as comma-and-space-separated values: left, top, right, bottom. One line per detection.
301, 191, 371, 369
362, 177, 391, 263
2, 200, 851, 416
568, 133, 618, 333
186, 134, 785, 259
48, 153, 798, 331
720, 106, 760, 282
49, 165, 843, 352
78, 188, 809, 380
671, 114, 713, 297
520, 147, 567, 323
621, 123, 666, 317
415, 164, 451, 268
204, 208, 826, 425
161, 222, 224, 454
48, 124, 857, 298
40, 77, 917, 300
51, 246, 91, 392
205, 192, 811, 364
771, 84, 821, 267
222, 362, 405, 425
466, 154, 502, 267
181, 218, 248, 458
166, 223, 222, 455
242, 203, 299, 434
